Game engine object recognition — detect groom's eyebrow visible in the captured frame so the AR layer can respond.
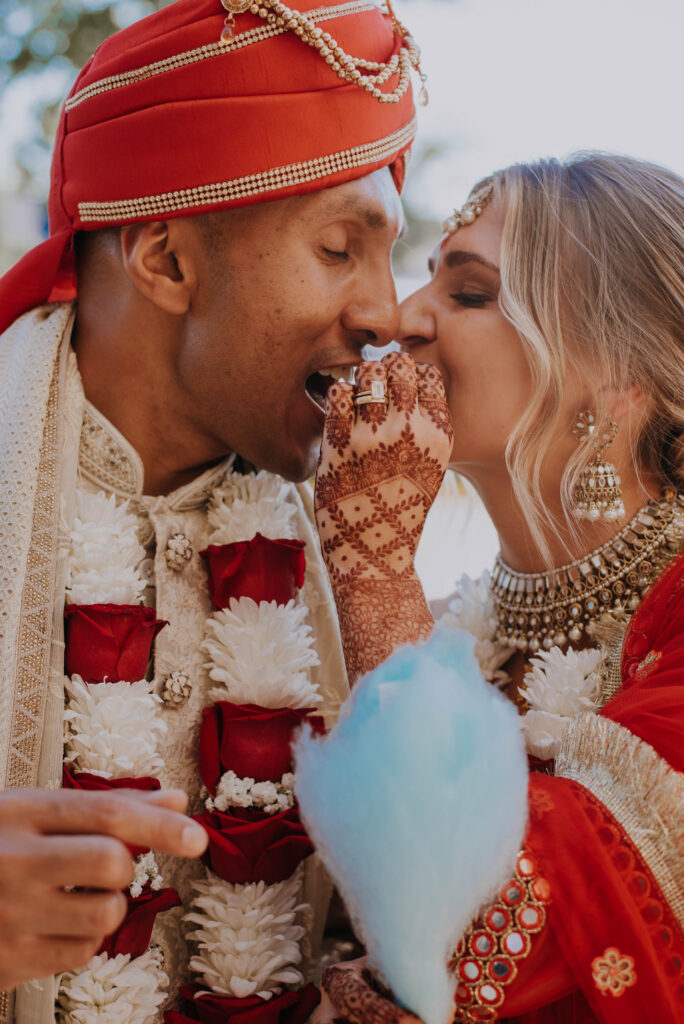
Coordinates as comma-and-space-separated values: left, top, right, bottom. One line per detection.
322, 196, 406, 237
428, 250, 500, 274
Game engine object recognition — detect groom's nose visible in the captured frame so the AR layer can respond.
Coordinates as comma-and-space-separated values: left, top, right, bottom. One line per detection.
341, 272, 399, 350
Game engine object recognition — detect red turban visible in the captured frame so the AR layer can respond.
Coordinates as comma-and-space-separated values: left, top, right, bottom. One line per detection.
0, 0, 417, 333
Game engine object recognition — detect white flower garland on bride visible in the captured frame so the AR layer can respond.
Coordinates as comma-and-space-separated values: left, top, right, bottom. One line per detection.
441, 572, 603, 760
440, 572, 513, 685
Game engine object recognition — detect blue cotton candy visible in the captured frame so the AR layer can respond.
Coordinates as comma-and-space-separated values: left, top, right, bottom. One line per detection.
294, 627, 528, 1024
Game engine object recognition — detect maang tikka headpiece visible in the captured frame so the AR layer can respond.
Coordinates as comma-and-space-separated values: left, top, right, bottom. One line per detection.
443, 178, 494, 236
219, 0, 428, 106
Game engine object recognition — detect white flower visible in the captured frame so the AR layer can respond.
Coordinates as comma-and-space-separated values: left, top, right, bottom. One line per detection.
66, 490, 147, 605
203, 599, 321, 708
208, 472, 296, 546
185, 872, 307, 999
210, 771, 254, 810
521, 646, 602, 716
441, 572, 513, 682
250, 781, 279, 807
64, 677, 166, 779
129, 852, 164, 898
57, 948, 168, 1024
208, 771, 295, 814
520, 646, 602, 759
214, 471, 289, 507
521, 710, 572, 760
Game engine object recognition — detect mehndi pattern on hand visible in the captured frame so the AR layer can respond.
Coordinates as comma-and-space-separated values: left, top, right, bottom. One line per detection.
323, 962, 423, 1024
314, 352, 454, 682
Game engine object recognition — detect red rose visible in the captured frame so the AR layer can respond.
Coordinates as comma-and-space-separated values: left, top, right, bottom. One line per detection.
200, 535, 306, 608
62, 766, 161, 793
64, 604, 167, 682
165, 983, 320, 1024
199, 702, 325, 794
62, 767, 161, 857
99, 885, 181, 958
195, 807, 313, 885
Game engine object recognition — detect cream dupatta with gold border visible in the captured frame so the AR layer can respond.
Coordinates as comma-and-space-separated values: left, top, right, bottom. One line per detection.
0, 302, 83, 1023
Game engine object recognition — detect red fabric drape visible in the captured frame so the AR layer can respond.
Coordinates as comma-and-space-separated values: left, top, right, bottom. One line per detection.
495, 552, 684, 1023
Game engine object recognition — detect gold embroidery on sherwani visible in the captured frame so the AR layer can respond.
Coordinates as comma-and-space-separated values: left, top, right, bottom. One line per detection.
7, 357, 61, 791
555, 713, 684, 932
0, 304, 79, 1024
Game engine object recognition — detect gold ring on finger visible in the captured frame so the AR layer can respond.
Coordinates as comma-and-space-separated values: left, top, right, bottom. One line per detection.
353, 381, 388, 406
354, 395, 389, 406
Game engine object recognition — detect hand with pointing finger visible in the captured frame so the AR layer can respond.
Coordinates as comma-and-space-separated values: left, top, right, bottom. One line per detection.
0, 786, 207, 990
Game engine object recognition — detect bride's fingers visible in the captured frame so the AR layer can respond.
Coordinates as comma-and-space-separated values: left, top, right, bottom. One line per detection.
416, 363, 454, 443
383, 351, 417, 418
323, 381, 355, 457
354, 360, 389, 433
311, 988, 346, 1024
322, 964, 422, 1024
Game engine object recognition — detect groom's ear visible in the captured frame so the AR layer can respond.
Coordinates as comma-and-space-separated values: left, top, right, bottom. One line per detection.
120, 220, 197, 315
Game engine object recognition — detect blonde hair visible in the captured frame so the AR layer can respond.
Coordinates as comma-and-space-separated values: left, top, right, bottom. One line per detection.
477, 153, 684, 561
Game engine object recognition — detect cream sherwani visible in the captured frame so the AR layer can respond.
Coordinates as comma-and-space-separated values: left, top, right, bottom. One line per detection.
0, 302, 348, 1024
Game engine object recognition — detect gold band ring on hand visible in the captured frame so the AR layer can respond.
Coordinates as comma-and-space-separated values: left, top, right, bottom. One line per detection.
353, 381, 388, 407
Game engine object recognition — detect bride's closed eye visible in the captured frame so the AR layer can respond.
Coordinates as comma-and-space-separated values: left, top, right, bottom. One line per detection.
450, 292, 490, 307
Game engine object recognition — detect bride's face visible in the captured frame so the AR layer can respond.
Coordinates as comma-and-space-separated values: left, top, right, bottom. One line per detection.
399, 201, 549, 476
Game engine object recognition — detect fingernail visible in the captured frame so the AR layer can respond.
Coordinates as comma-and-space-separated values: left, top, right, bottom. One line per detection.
182, 822, 208, 854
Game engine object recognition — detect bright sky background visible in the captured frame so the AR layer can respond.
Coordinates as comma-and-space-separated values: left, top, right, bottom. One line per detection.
2, 0, 682, 263
402, 0, 683, 224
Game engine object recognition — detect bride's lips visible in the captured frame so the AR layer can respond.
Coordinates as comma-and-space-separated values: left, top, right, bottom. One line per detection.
305, 365, 357, 413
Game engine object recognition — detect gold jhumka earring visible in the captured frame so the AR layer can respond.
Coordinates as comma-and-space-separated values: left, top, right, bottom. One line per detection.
571, 410, 625, 522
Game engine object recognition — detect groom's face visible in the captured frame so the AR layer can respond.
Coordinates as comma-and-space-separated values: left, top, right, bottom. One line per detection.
180, 168, 404, 482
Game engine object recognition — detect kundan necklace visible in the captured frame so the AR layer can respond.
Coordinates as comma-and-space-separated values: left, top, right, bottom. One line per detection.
490, 492, 684, 654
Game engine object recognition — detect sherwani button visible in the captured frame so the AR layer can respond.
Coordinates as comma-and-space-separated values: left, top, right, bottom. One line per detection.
165, 533, 193, 571
160, 671, 192, 706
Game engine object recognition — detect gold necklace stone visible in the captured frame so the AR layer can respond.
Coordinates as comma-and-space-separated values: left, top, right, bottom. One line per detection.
490, 494, 684, 654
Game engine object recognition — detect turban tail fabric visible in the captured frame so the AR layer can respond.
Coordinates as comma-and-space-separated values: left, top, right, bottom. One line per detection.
0, 0, 417, 333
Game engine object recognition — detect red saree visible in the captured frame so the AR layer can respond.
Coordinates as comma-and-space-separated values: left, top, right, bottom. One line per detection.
453, 552, 684, 1023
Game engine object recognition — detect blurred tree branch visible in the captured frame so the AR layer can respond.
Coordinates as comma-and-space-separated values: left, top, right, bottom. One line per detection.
0, 0, 164, 188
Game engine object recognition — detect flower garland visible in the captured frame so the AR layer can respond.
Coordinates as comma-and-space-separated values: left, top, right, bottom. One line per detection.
57, 948, 168, 1024
442, 572, 603, 760
59, 472, 326, 1024
519, 646, 601, 760
167, 470, 322, 1024
59, 487, 179, 1022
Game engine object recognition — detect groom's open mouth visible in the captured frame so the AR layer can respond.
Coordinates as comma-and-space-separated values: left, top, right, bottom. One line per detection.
305, 366, 356, 410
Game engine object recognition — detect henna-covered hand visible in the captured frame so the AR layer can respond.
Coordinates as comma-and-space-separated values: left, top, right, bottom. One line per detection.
314, 353, 454, 683
313, 959, 423, 1024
